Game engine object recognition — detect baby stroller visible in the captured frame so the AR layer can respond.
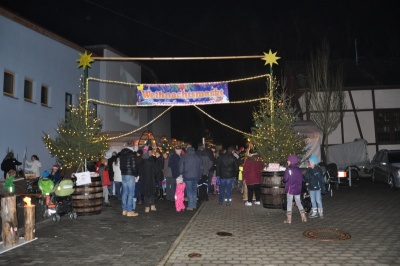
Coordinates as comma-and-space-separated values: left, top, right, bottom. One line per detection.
43, 178, 77, 222
282, 176, 311, 213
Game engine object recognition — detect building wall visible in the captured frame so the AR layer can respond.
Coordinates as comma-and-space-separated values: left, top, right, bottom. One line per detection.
0, 10, 170, 174
299, 87, 400, 160
0, 14, 95, 172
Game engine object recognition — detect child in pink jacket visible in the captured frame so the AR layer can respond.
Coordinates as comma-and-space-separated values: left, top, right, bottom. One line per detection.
175, 176, 186, 212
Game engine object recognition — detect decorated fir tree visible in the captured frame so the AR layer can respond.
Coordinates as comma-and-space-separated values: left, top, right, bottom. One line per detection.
246, 50, 307, 165
44, 51, 107, 170
43, 91, 108, 170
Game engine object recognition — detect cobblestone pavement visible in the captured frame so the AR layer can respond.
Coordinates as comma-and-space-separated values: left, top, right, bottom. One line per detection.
0, 196, 196, 265
1, 178, 400, 265
160, 179, 400, 266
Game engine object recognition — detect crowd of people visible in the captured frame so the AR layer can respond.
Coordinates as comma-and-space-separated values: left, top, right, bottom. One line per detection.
1, 145, 326, 223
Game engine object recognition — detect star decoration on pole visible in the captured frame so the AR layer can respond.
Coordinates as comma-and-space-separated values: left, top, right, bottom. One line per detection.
261, 49, 280, 67
77, 51, 94, 69
137, 84, 144, 91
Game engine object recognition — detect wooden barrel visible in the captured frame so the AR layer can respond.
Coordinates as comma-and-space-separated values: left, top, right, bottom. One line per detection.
260, 171, 285, 209
71, 176, 103, 216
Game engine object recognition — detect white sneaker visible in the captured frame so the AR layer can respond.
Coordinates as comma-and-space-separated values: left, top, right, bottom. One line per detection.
254, 201, 261, 205
245, 202, 252, 206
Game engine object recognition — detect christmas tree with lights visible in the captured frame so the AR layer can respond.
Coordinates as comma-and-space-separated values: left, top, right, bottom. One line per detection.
43, 92, 108, 170
247, 50, 306, 165
43, 51, 108, 170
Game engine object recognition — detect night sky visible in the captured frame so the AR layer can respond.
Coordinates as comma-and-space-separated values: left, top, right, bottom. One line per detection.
2, 0, 398, 147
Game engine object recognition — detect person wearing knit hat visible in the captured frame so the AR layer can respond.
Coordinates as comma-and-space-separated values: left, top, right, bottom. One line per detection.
283, 154, 307, 224
39, 170, 54, 207
308, 155, 319, 165
305, 155, 325, 219
49, 164, 62, 184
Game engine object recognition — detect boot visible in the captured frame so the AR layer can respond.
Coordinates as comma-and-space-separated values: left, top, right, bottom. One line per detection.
318, 208, 324, 219
284, 211, 292, 224
151, 205, 157, 211
309, 208, 318, 218
145, 207, 150, 213
300, 209, 307, 223
157, 189, 164, 200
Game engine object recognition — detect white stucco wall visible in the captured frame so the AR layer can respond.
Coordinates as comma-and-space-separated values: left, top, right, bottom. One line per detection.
299, 88, 400, 159
0, 15, 94, 172
0, 12, 169, 174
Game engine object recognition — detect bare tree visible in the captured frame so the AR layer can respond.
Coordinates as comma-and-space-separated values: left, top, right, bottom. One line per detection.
306, 40, 346, 162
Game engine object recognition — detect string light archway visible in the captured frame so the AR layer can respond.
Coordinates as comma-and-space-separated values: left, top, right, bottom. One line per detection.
78, 51, 280, 141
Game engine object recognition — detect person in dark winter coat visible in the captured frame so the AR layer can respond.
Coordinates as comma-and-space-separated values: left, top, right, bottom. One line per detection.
242, 150, 264, 206
155, 150, 165, 200
179, 147, 203, 210
196, 144, 213, 202
216, 146, 238, 206
49, 164, 62, 184
140, 151, 157, 213
119, 148, 138, 217
283, 154, 307, 224
304, 155, 325, 219
168, 146, 182, 199
1, 151, 22, 180
163, 152, 174, 202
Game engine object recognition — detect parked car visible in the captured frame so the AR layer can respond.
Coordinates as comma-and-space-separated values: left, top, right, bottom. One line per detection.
371, 149, 400, 190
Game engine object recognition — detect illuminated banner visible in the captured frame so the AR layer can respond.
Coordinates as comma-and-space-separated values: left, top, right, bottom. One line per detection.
136, 82, 229, 106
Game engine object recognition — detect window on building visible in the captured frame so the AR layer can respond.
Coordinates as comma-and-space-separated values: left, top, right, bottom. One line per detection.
3, 71, 14, 96
65, 93, 72, 119
24, 78, 33, 101
375, 109, 400, 143
89, 102, 97, 117
41, 85, 48, 106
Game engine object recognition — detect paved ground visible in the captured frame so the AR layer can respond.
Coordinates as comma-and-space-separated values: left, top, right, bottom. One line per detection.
1, 178, 400, 265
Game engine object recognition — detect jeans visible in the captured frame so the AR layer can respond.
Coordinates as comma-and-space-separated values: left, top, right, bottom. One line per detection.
185, 180, 198, 209
121, 175, 135, 212
219, 178, 234, 203
110, 181, 115, 195
114, 181, 122, 200
309, 189, 323, 209
286, 193, 304, 212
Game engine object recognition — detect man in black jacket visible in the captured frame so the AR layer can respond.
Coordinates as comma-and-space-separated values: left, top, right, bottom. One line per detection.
216, 146, 238, 206
119, 148, 138, 217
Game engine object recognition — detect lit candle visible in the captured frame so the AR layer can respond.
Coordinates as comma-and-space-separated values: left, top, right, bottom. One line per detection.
23, 197, 31, 206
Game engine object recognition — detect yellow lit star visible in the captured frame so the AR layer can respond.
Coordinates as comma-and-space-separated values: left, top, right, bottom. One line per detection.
137, 84, 144, 91
77, 51, 94, 69
261, 49, 280, 67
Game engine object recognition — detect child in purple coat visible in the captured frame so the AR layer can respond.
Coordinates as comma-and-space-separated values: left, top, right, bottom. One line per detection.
283, 155, 307, 224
